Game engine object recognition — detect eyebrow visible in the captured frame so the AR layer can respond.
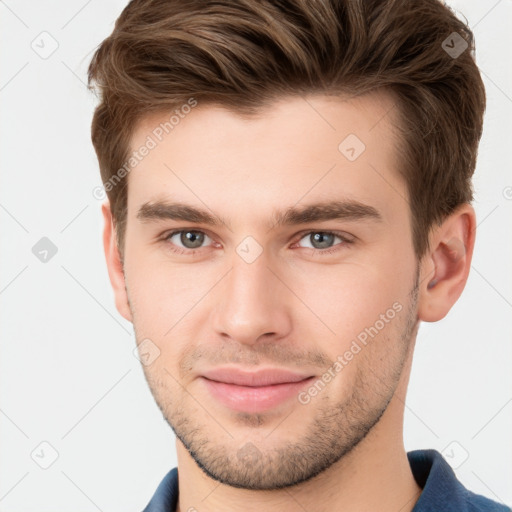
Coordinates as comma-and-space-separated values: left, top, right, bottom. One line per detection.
136, 199, 383, 230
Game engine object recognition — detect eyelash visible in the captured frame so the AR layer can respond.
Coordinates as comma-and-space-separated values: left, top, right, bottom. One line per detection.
161, 229, 354, 256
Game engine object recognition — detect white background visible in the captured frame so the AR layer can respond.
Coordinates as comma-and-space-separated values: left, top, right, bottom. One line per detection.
1, 0, 511, 510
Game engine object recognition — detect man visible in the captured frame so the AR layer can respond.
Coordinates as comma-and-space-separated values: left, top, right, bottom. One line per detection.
88, 0, 509, 510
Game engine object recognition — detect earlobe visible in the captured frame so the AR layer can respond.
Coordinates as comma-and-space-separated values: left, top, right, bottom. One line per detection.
102, 201, 133, 323
417, 204, 476, 322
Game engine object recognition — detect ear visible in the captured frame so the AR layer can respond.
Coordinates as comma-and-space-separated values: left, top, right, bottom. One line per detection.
102, 201, 133, 323
417, 203, 476, 322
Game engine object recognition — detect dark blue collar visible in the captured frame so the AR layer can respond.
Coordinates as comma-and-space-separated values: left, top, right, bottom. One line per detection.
408, 449, 509, 511
142, 449, 509, 511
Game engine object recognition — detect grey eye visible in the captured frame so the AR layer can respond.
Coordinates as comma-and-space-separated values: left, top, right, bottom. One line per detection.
299, 232, 338, 250
168, 230, 211, 249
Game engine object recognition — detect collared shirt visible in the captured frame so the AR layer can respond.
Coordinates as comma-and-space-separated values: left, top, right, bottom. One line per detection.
142, 449, 511, 511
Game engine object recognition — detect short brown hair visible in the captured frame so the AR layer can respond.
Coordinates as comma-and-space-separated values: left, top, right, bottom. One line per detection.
88, 0, 486, 261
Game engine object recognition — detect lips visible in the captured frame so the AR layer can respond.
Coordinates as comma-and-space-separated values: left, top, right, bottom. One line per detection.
201, 368, 312, 387
200, 368, 315, 413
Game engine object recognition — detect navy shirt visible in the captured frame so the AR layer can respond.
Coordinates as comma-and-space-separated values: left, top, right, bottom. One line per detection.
142, 449, 510, 511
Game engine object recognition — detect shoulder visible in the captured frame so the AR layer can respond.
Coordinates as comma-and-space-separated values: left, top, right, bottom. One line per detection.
464, 491, 511, 512
408, 449, 510, 512
141, 467, 179, 512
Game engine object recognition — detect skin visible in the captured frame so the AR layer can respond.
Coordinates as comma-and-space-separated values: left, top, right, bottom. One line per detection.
102, 91, 476, 512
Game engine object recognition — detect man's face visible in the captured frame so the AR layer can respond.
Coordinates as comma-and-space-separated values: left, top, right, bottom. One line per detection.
119, 92, 420, 489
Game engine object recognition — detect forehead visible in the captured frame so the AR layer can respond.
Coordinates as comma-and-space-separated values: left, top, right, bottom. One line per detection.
125, 91, 408, 229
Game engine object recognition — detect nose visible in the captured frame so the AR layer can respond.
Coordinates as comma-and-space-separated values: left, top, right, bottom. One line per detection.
210, 250, 293, 347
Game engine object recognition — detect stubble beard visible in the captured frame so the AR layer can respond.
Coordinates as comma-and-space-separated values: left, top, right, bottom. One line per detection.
134, 271, 420, 490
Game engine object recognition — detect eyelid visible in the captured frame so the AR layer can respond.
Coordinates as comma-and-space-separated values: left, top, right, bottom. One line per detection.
162, 228, 215, 247
161, 226, 213, 237
293, 228, 356, 243
161, 228, 354, 243
161, 227, 355, 255
291, 230, 355, 255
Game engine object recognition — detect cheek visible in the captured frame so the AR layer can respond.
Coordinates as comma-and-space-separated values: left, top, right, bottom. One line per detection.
124, 234, 413, 355
289, 261, 405, 341
124, 254, 216, 350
